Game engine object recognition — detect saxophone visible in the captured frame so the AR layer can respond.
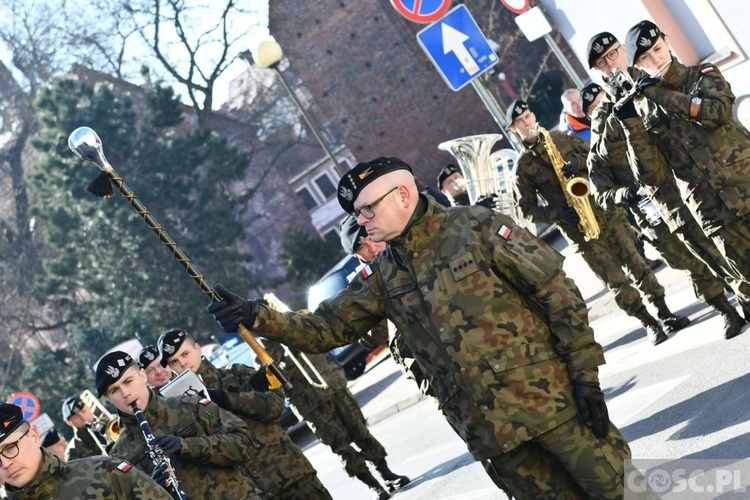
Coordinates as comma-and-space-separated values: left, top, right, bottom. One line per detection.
534, 125, 601, 241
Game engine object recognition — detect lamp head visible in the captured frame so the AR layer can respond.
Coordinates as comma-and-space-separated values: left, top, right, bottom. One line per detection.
68, 127, 109, 171
255, 39, 283, 69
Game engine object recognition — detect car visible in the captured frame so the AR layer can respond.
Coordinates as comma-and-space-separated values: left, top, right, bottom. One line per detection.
307, 255, 377, 380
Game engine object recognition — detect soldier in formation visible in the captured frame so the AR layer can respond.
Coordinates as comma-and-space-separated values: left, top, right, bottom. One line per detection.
157, 328, 331, 499
207, 156, 631, 499
62, 393, 105, 461
509, 99, 689, 345
265, 340, 410, 499
585, 27, 749, 339
137, 345, 173, 389
0, 403, 172, 499
97, 350, 263, 499
40, 429, 68, 460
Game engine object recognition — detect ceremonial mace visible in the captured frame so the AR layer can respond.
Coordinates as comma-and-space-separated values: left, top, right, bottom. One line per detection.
68, 126, 292, 390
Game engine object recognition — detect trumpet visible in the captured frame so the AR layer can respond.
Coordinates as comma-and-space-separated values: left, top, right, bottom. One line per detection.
79, 390, 123, 454
613, 60, 672, 111
262, 293, 328, 389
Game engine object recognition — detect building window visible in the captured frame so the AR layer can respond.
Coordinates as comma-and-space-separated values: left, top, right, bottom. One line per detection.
314, 173, 337, 199
296, 186, 318, 210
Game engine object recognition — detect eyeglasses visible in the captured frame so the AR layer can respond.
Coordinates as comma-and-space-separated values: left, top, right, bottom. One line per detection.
0, 427, 30, 462
352, 186, 398, 219
593, 44, 621, 68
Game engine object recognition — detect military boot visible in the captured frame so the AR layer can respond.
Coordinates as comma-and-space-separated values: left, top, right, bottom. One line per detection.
634, 306, 669, 345
375, 459, 411, 492
707, 295, 747, 339
356, 472, 390, 500
651, 296, 691, 333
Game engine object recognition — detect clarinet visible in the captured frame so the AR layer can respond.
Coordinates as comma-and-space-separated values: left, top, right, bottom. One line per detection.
130, 402, 188, 500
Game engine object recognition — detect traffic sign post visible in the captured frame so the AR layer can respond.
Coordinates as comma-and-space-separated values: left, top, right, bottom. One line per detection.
416, 5, 498, 91
7, 391, 41, 421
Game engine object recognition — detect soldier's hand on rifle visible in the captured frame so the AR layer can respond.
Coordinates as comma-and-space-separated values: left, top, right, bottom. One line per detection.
635, 76, 661, 95
207, 389, 230, 410
561, 157, 580, 178
561, 207, 580, 226
573, 381, 610, 438
622, 186, 644, 206
151, 461, 172, 489
154, 435, 182, 456
207, 284, 260, 333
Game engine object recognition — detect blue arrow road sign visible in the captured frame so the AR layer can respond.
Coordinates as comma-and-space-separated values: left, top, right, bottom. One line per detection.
416, 4, 498, 91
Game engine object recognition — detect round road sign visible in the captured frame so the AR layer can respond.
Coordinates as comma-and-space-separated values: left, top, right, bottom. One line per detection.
390, 0, 452, 24
7, 391, 41, 421
500, 0, 530, 15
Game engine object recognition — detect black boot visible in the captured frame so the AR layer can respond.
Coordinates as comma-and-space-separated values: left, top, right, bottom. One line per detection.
652, 296, 691, 333
356, 472, 390, 500
634, 306, 669, 345
375, 459, 411, 492
707, 295, 747, 339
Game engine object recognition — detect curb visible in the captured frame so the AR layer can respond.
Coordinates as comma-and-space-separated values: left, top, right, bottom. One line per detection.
365, 392, 429, 426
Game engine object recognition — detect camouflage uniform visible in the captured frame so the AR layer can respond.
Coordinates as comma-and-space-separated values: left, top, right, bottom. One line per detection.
631, 57, 750, 287
196, 358, 331, 500
253, 196, 630, 499
269, 344, 387, 477
108, 388, 262, 499
65, 425, 105, 461
3, 448, 172, 500
588, 90, 728, 304
516, 128, 668, 318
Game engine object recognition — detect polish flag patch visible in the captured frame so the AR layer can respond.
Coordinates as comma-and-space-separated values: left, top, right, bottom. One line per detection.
498, 225, 512, 239
361, 265, 373, 279
199, 398, 211, 406
117, 462, 132, 473
701, 67, 714, 74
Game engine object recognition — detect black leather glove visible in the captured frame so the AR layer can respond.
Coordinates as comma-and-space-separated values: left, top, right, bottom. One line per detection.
207, 284, 259, 333
635, 76, 661, 95
154, 434, 182, 456
573, 381, 610, 438
151, 461, 171, 489
475, 193, 497, 210
561, 207, 580, 226
622, 186, 643, 206
613, 98, 638, 121
561, 157, 580, 178
207, 389, 230, 410
249, 366, 270, 392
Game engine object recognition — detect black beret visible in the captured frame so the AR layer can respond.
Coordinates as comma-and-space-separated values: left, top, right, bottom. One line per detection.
157, 328, 188, 367
337, 157, 412, 214
95, 351, 135, 397
436, 164, 461, 190
586, 31, 618, 68
339, 215, 368, 254
0, 404, 24, 443
41, 429, 62, 448
626, 20, 662, 66
506, 99, 529, 124
61, 394, 85, 421
138, 345, 160, 369
580, 83, 604, 115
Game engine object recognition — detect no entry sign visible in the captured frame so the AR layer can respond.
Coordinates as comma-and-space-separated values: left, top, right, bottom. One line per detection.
390, 0, 451, 24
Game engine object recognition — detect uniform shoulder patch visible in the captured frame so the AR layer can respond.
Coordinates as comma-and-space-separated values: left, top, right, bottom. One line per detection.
701, 66, 715, 75
116, 461, 132, 472
498, 225, 512, 239
361, 264, 373, 279
199, 398, 211, 406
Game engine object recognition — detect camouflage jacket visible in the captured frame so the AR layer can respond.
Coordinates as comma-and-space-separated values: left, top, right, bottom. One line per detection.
254, 196, 606, 460
64, 424, 104, 461
588, 87, 691, 233
196, 359, 320, 496
631, 56, 750, 235
515, 128, 616, 250
4, 448, 172, 499
276, 350, 349, 415
108, 389, 260, 499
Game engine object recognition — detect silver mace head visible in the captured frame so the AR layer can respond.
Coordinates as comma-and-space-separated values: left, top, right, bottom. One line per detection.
68, 126, 110, 171
68, 127, 115, 198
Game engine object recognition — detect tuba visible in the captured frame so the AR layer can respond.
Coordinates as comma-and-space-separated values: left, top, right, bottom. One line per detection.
533, 125, 600, 241
438, 134, 524, 224
79, 390, 123, 453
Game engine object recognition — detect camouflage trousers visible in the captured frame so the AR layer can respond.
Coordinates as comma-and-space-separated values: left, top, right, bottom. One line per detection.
642, 219, 725, 303
712, 215, 750, 310
675, 217, 750, 314
305, 387, 387, 476
273, 472, 332, 500
579, 212, 665, 316
483, 417, 630, 499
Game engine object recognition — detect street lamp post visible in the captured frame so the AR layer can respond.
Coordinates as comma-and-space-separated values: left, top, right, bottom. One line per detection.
245, 40, 344, 174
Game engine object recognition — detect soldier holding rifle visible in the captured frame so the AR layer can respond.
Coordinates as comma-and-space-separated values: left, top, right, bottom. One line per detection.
207, 156, 630, 499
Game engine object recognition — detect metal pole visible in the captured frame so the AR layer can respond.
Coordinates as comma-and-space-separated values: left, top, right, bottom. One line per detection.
273, 68, 345, 175
470, 79, 523, 152
544, 33, 585, 89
